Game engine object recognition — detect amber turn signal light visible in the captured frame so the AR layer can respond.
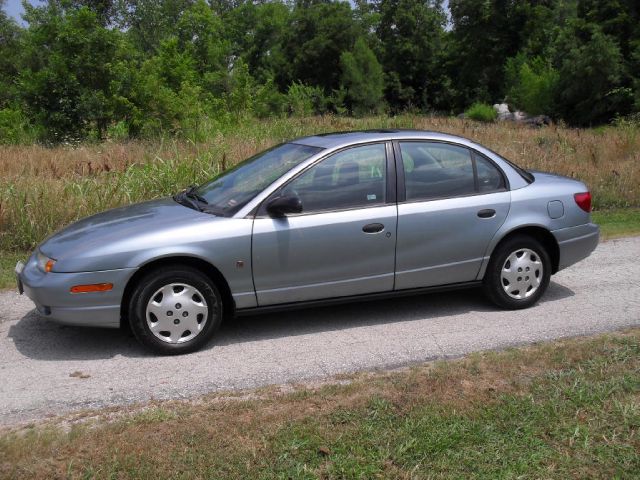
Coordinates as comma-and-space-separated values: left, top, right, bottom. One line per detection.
70, 283, 113, 294
44, 260, 55, 273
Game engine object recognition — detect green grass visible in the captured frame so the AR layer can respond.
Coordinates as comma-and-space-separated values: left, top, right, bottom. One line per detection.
1, 330, 639, 478
593, 208, 640, 239
0, 252, 25, 290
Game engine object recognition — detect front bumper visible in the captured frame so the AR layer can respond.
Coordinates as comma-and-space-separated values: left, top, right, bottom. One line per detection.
17, 254, 136, 328
552, 223, 600, 271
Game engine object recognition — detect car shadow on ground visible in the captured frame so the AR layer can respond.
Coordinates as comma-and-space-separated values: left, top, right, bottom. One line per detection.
7, 281, 575, 361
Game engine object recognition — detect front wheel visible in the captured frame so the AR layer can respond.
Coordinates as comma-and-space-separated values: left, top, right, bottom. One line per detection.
128, 266, 223, 354
482, 235, 551, 310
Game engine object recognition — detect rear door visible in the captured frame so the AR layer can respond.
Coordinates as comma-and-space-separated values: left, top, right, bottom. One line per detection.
252, 143, 398, 306
394, 141, 510, 290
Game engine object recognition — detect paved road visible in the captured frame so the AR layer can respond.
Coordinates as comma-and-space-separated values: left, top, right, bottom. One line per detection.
1, 237, 639, 426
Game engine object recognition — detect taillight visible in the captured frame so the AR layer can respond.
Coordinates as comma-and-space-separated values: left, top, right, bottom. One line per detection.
574, 192, 592, 212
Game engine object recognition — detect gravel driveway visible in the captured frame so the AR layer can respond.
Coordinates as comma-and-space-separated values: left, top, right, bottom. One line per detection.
1, 237, 639, 426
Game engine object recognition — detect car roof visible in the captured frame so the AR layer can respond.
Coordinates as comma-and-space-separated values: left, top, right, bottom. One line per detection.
291, 129, 472, 149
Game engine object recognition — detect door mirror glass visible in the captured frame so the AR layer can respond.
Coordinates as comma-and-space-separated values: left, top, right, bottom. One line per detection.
266, 195, 303, 217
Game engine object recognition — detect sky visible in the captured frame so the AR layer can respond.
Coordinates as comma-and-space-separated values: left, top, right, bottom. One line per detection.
3, 0, 451, 25
4, 0, 25, 21
2, 0, 39, 24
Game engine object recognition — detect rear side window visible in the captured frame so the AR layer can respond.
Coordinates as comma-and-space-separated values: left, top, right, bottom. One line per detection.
400, 142, 475, 201
400, 142, 506, 201
476, 154, 506, 192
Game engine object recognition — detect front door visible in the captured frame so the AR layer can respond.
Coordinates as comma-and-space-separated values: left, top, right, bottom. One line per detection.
252, 143, 397, 306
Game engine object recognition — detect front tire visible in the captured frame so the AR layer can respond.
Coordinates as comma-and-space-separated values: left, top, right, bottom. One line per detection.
483, 235, 551, 309
128, 265, 223, 355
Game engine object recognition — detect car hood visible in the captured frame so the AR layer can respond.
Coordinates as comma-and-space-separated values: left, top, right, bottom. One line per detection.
39, 198, 227, 272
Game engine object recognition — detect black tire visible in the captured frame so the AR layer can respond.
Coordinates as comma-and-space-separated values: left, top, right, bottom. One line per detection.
128, 265, 223, 355
482, 235, 551, 310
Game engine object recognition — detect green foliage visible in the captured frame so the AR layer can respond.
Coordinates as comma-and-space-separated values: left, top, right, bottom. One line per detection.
448, 0, 534, 109
554, 20, 631, 125
0, 2, 21, 108
378, 0, 451, 112
340, 38, 385, 115
17, 4, 130, 142
0, 107, 37, 144
0, 0, 639, 141
282, 1, 359, 94
285, 83, 326, 117
465, 103, 497, 122
505, 55, 559, 115
252, 78, 286, 119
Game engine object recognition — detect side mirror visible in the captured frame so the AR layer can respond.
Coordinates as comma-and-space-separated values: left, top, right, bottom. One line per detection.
266, 195, 303, 217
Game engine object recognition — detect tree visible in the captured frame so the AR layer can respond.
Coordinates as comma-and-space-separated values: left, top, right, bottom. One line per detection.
448, 0, 531, 108
281, 1, 360, 93
116, 0, 195, 53
18, 3, 131, 140
378, 0, 451, 112
0, 0, 21, 107
175, 0, 229, 94
340, 37, 385, 115
553, 20, 630, 125
224, 0, 290, 84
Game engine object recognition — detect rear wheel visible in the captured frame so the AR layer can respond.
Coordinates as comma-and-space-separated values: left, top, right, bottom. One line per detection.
128, 266, 223, 354
483, 235, 551, 309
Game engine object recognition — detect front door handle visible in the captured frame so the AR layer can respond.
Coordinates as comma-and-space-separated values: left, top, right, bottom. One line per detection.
362, 223, 384, 234
477, 209, 496, 218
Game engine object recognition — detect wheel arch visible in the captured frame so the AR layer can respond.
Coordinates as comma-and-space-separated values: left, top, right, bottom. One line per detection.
120, 255, 235, 328
482, 225, 560, 278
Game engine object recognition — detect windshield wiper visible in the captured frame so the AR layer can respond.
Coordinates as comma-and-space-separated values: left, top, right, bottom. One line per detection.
183, 185, 209, 204
174, 185, 207, 212
174, 186, 229, 216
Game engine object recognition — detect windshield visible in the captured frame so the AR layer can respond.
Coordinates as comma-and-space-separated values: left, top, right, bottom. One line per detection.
192, 143, 323, 216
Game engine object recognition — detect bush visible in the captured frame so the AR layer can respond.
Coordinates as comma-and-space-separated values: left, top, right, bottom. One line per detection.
285, 83, 327, 117
0, 108, 37, 144
465, 103, 497, 122
505, 55, 559, 116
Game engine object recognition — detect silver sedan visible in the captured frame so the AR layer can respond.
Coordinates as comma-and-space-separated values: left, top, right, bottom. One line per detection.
16, 130, 599, 354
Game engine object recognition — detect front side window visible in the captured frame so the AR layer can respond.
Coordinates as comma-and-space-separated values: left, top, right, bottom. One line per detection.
280, 143, 387, 214
196, 143, 322, 216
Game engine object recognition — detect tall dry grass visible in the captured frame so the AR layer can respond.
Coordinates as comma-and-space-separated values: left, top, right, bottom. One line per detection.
1, 115, 638, 251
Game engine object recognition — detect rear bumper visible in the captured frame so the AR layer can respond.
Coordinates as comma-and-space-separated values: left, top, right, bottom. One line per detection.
17, 254, 135, 328
552, 223, 599, 271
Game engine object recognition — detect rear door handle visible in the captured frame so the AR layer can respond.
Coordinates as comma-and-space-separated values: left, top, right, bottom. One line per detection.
477, 209, 496, 218
362, 223, 384, 234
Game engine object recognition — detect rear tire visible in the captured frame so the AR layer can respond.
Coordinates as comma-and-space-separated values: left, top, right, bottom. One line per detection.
128, 265, 223, 355
482, 235, 551, 309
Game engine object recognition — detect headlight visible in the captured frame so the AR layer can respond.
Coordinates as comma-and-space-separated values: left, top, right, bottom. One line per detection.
36, 250, 56, 273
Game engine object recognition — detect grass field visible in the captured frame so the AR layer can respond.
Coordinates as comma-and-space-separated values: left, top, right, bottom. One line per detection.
1, 329, 638, 478
1, 115, 640, 254
1, 116, 639, 289
592, 209, 640, 239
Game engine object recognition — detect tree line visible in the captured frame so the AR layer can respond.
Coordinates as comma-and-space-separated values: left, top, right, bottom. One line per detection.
0, 0, 638, 143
